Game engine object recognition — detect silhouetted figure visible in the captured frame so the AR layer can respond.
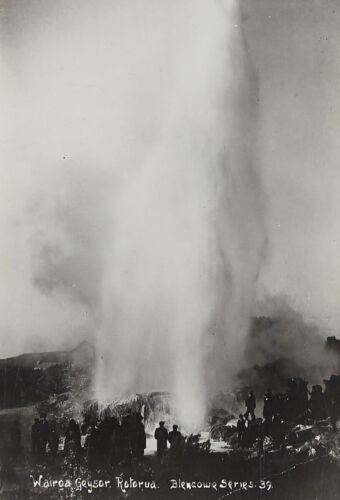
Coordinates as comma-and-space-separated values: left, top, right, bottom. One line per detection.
286, 378, 309, 420
65, 419, 81, 455
263, 389, 274, 425
168, 425, 183, 458
243, 419, 257, 448
324, 375, 340, 431
110, 418, 122, 464
122, 410, 135, 456
118, 419, 132, 463
280, 392, 290, 422
122, 410, 134, 431
81, 414, 92, 435
256, 418, 264, 456
300, 379, 309, 415
154, 421, 168, 459
31, 418, 40, 455
109, 417, 120, 464
98, 417, 114, 460
286, 379, 297, 420
133, 414, 146, 459
96, 416, 120, 465
86, 423, 100, 469
48, 421, 59, 455
39, 414, 49, 455
309, 385, 327, 420
245, 391, 256, 421
237, 414, 245, 446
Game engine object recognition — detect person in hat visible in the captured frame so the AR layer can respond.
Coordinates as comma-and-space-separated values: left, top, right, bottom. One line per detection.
236, 414, 245, 446
39, 413, 49, 455
245, 391, 256, 421
65, 419, 81, 455
134, 413, 146, 459
168, 424, 183, 458
154, 421, 168, 459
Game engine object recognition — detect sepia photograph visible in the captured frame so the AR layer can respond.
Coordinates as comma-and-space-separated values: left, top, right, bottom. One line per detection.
0, 0, 339, 498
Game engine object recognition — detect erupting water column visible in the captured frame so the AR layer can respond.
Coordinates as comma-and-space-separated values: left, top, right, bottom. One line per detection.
95, 0, 265, 432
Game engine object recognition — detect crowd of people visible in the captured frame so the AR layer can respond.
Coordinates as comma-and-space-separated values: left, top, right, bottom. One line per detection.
31, 414, 53, 455
2, 373, 339, 466
30, 410, 147, 466
236, 374, 340, 451
28, 410, 185, 467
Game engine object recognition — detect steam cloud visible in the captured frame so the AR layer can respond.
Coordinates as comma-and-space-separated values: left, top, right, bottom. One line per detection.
92, 0, 266, 431
243, 298, 340, 388
7, 0, 265, 431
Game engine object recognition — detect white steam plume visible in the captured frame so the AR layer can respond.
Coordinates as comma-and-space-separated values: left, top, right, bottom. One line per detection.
95, 0, 266, 431
7, 0, 266, 431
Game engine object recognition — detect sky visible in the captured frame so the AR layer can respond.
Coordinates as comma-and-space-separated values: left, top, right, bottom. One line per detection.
0, 0, 339, 357
242, 0, 340, 329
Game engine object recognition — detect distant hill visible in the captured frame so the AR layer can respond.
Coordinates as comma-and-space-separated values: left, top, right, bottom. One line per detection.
0, 340, 95, 369
0, 341, 95, 410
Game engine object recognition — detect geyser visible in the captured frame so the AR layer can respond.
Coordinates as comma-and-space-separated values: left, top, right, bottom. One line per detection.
95, 0, 265, 431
